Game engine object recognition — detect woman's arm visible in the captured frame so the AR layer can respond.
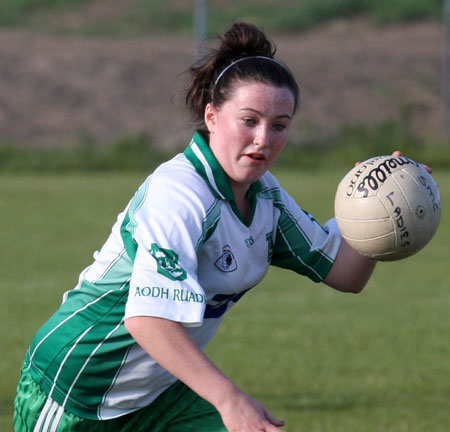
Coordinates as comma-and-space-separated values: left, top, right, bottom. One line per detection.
124, 316, 285, 431
323, 238, 376, 293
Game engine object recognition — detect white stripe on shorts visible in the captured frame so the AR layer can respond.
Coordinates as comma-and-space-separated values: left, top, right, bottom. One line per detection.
50, 406, 64, 432
33, 398, 64, 432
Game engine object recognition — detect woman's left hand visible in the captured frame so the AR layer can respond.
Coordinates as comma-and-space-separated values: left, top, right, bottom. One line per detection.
355, 150, 432, 174
391, 150, 432, 174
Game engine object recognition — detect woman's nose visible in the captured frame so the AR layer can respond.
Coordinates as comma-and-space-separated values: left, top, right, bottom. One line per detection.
254, 126, 269, 148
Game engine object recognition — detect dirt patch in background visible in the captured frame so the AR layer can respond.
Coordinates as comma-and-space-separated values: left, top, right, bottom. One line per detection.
0, 19, 444, 149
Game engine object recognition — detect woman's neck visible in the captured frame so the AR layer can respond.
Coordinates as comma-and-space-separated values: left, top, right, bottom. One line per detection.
232, 185, 252, 224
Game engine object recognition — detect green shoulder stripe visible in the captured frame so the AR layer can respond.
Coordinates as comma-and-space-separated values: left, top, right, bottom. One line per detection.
120, 177, 151, 261
196, 198, 222, 251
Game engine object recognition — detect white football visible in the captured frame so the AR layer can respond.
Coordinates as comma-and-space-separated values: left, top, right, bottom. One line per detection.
334, 155, 441, 261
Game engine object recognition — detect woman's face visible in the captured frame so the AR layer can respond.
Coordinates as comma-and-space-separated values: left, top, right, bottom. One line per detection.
205, 81, 295, 198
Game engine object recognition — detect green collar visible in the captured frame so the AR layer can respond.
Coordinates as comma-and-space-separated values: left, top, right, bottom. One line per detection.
184, 131, 262, 202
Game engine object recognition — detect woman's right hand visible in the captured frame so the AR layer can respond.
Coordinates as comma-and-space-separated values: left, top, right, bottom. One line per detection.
217, 386, 285, 432
126, 316, 284, 431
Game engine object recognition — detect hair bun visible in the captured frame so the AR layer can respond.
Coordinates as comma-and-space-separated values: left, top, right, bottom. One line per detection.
218, 22, 276, 61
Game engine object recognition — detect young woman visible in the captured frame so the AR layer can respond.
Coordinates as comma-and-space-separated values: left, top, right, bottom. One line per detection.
15, 22, 378, 431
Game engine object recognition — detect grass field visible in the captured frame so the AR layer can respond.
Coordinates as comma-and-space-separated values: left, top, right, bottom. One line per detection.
0, 168, 448, 431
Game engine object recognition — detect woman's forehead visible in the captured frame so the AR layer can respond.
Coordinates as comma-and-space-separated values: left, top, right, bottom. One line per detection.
225, 81, 295, 111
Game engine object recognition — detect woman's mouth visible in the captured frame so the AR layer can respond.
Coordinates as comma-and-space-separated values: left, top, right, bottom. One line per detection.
246, 152, 266, 161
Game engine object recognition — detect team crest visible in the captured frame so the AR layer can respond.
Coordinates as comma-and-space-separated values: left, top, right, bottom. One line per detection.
150, 243, 187, 281
215, 245, 237, 272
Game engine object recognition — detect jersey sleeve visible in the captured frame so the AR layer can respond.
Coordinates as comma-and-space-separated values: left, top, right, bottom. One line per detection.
270, 186, 342, 283
122, 165, 211, 327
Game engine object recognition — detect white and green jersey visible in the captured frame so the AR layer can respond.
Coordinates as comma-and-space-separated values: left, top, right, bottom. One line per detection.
26, 131, 341, 420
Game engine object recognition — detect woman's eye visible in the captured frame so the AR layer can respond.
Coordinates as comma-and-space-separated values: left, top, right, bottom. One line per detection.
274, 123, 287, 131
243, 118, 256, 126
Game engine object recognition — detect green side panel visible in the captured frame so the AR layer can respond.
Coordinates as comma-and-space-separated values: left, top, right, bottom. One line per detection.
28, 247, 136, 417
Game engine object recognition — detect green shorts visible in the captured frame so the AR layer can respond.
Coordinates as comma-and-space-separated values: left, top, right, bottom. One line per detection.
14, 362, 226, 432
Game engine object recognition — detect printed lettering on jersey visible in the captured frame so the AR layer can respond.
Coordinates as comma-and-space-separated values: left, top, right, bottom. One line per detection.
245, 236, 254, 247
214, 245, 237, 272
266, 231, 274, 262
150, 243, 187, 281
134, 286, 205, 304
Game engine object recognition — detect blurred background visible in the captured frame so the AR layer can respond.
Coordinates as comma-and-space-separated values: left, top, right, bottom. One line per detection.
0, 0, 448, 170
1, 3, 449, 431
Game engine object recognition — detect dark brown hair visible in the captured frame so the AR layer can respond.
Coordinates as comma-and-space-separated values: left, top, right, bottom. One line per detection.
185, 22, 300, 134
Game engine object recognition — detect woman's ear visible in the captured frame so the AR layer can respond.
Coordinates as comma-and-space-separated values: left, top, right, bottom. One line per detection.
204, 103, 217, 133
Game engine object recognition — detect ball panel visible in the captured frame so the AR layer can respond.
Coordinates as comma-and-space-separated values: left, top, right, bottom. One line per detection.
394, 167, 441, 240
389, 168, 441, 255
343, 232, 397, 260
335, 216, 393, 240
377, 174, 415, 255
334, 194, 390, 219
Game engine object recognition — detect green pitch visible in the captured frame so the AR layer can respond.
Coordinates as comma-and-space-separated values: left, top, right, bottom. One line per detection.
1, 170, 448, 431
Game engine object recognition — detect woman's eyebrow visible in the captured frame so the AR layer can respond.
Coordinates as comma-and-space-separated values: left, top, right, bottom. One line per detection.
238, 107, 292, 120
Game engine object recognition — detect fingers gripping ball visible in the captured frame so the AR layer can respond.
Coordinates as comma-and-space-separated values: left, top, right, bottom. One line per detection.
334, 155, 441, 261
